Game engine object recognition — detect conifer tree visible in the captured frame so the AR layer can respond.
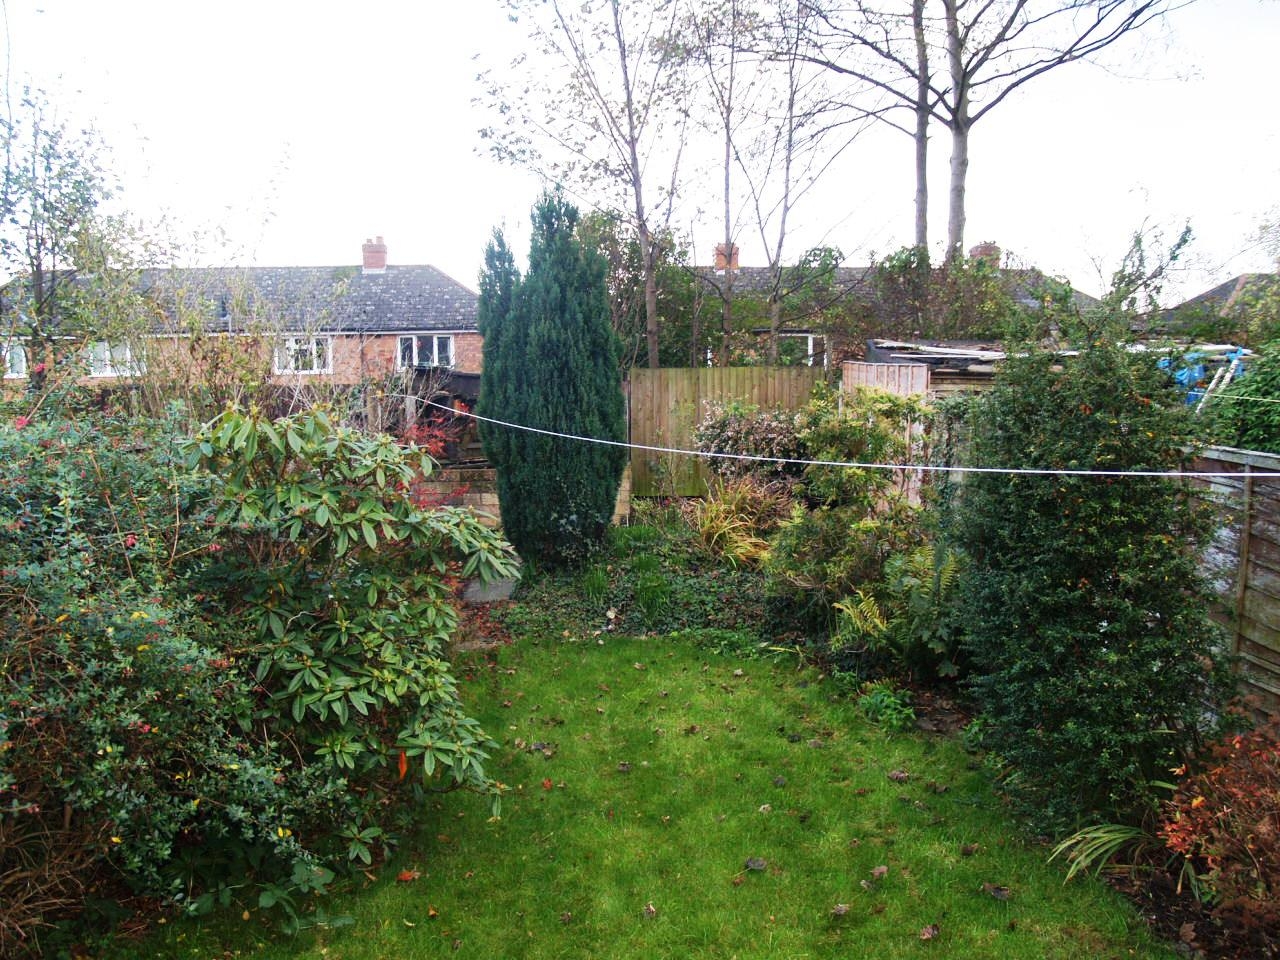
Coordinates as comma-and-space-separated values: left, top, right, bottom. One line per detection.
477, 192, 627, 567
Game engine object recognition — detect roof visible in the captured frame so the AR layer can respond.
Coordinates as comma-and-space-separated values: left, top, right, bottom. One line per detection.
2, 264, 479, 336
1174, 273, 1280, 316
141, 264, 478, 335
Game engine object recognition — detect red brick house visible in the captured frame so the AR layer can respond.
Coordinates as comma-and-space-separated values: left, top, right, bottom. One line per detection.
3, 238, 483, 395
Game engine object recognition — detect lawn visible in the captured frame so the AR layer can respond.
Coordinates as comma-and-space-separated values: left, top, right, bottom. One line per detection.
110, 633, 1174, 959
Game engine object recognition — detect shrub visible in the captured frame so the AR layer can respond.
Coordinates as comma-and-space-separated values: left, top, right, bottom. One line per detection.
1160, 720, 1280, 949
764, 385, 927, 633
1213, 340, 1280, 454
854, 680, 918, 733
952, 340, 1231, 834
692, 400, 805, 483
0, 405, 516, 952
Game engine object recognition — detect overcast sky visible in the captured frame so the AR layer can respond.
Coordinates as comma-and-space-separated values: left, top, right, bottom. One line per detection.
3, 0, 1277, 302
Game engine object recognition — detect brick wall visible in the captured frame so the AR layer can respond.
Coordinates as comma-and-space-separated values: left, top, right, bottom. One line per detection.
417, 465, 633, 529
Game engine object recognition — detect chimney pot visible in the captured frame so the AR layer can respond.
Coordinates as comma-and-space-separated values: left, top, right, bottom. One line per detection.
362, 236, 388, 274
968, 241, 1001, 266
714, 243, 740, 273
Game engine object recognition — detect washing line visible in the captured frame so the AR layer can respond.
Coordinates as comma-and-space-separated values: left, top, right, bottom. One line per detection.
417, 398, 1280, 481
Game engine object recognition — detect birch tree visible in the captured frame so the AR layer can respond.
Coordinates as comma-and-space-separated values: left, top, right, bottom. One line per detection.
478, 0, 691, 368
800, 0, 1179, 259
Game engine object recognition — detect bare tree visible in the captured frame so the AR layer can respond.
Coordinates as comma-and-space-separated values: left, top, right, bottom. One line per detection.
478, 0, 691, 367
799, 0, 1179, 259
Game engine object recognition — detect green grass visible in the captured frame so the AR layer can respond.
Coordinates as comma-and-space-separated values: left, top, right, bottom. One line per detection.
109, 636, 1174, 960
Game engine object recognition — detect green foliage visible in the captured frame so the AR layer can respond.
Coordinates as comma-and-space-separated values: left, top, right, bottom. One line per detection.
1049, 823, 1166, 884
1213, 340, 1280, 453
834, 544, 964, 680
853, 679, 918, 733
951, 339, 1231, 835
477, 192, 628, 568
868, 246, 1033, 342
0, 403, 515, 953
764, 386, 927, 633
683, 475, 792, 568
184, 406, 516, 801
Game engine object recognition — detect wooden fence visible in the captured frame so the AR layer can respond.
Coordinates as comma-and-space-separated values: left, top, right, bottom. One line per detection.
1191, 445, 1280, 716
628, 367, 825, 496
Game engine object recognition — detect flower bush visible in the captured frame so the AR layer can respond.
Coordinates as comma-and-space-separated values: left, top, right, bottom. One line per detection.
692, 400, 805, 484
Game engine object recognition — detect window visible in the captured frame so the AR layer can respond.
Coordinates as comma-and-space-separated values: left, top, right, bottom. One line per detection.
398, 334, 453, 369
86, 340, 142, 378
778, 333, 827, 367
3, 340, 27, 379
274, 335, 333, 375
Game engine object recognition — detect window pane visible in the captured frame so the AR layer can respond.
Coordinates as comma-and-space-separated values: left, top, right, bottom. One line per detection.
3, 341, 26, 377
399, 336, 414, 368
435, 335, 452, 368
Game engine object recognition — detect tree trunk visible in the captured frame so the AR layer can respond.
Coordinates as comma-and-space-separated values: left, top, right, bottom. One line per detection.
943, 0, 968, 260
913, 0, 929, 251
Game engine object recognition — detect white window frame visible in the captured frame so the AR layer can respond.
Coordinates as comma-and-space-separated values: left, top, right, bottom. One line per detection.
3, 339, 27, 379
398, 334, 454, 370
273, 335, 333, 375
86, 340, 143, 378
778, 332, 827, 367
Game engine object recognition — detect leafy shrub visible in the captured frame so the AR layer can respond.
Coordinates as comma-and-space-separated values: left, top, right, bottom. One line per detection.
0, 405, 515, 952
692, 400, 805, 483
834, 544, 964, 680
952, 341, 1231, 834
1160, 720, 1280, 948
1213, 340, 1280, 453
763, 386, 928, 635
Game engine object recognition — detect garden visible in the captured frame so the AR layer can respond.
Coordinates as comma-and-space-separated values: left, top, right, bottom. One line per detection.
2, 196, 1277, 959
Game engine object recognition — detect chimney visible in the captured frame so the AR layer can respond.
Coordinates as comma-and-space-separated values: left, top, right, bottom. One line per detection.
714, 243, 739, 273
362, 236, 388, 273
968, 241, 1001, 267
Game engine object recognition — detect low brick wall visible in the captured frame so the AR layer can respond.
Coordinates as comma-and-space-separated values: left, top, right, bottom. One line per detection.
417, 465, 632, 528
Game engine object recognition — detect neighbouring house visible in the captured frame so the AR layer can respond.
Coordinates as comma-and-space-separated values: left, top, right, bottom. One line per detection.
1165, 268, 1280, 343
2, 237, 483, 407
690, 241, 1098, 367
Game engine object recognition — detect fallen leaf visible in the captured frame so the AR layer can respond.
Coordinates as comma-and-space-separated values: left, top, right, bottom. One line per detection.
732, 668, 745, 677
1179, 922, 1197, 943
981, 882, 1011, 901
960, 843, 980, 857
541, 778, 554, 790
633, 662, 646, 671
744, 857, 767, 871
888, 769, 910, 782
732, 875, 745, 886
398, 749, 409, 781
560, 911, 573, 924
397, 869, 421, 883
773, 776, 787, 787
758, 803, 772, 813
643, 901, 658, 918
831, 903, 850, 916
617, 761, 632, 773
403, 919, 416, 928
920, 923, 940, 940
428, 905, 439, 919
926, 780, 948, 794
871, 865, 889, 880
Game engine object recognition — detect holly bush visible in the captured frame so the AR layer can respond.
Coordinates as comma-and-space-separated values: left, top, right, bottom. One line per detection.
952, 341, 1232, 834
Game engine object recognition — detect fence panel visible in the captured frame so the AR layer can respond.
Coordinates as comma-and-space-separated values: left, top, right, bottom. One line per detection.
628, 367, 824, 496
1192, 446, 1280, 717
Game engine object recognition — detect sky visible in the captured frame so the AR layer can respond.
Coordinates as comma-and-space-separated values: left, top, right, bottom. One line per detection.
2, 0, 1277, 302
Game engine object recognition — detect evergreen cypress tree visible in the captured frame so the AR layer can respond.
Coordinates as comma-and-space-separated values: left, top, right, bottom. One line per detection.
477, 192, 627, 567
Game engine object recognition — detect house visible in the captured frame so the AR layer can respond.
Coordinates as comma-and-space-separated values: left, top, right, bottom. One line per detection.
1165, 269, 1280, 342
2, 238, 484, 403
690, 242, 1098, 367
